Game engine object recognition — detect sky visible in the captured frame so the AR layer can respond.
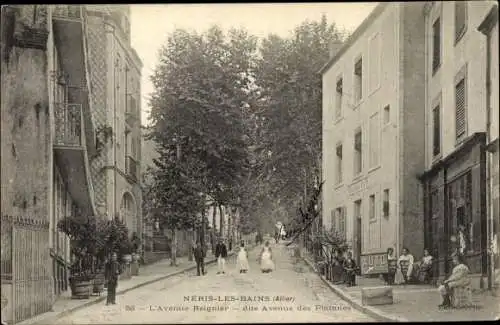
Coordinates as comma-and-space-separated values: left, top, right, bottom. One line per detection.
129, 3, 378, 125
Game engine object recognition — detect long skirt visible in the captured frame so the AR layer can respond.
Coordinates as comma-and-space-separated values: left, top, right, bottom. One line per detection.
260, 253, 274, 272
237, 252, 249, 271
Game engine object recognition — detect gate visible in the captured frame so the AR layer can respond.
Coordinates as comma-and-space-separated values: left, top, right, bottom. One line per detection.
1, 215, 52, 324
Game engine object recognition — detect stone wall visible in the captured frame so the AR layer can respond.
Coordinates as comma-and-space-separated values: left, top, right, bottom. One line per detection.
1, 5, 50, 220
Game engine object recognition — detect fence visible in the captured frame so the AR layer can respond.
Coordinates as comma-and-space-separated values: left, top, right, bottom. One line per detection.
1, 215, 52, 324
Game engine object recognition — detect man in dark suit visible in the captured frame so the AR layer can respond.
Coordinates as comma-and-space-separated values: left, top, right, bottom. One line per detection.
104, 252, 120, 305
215, 238, 228, 274
193, 242, 206, 276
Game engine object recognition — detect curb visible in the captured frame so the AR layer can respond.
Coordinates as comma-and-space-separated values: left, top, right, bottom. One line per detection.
30, 251, 240, 325
301, 254, 408, 323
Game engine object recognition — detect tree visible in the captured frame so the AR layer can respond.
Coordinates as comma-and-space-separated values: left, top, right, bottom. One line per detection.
251, 15, 344, 222
147, 26, 257, 261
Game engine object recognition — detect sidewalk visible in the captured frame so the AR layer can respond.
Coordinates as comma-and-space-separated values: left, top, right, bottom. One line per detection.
17, 249, 240, 325
302, 253, 500, 322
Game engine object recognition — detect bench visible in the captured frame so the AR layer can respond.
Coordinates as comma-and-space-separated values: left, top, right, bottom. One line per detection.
361, 286, 394, 306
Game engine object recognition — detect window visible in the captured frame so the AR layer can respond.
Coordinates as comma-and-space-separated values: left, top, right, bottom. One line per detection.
336, 144, 343, 184
369, 194, 376, 220
432, 104, 441, 156
330, 210, 336, 232
354, 58, 363, 101
335, 77, 343, 119
369, 113, 379, 168
383, 189, 389, 218
337, 207, 346, 237
455, 77, 466, 140
354, 130, 362, 175
354, 200, 362, 219
383, 105, 390, 124
432, 17, 441, 74
369, 33, 381, 92
455, 1, 467, 43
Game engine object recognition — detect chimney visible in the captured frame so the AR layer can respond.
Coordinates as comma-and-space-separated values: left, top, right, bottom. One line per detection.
329, 40, 343, 58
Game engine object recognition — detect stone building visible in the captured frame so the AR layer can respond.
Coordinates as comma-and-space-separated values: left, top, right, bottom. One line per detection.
320, 2, 427, 274
1, 5, 98, 323
85, 5, 143, 237
419, 1, 498, 288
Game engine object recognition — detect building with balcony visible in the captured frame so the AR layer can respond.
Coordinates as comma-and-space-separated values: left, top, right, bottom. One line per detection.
84, 5, 143, 238
320, 2, 426, 275
1, 5, 98, 323
419, 1, 498, 288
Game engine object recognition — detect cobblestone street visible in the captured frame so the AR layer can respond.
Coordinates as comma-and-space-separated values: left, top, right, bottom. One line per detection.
55, 243, 375, 324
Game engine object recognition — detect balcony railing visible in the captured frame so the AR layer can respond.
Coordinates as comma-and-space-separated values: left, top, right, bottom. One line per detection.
52, 5, 82, 20
54, 103, 83, 147
126, 155, 138, 181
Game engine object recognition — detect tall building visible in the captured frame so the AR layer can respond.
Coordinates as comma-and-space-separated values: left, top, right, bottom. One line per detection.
85, 5, 143, 237
320, 2, 426, 274
419, 1, 499, 288
477, 2, 499, 288
1, 5, 98, 323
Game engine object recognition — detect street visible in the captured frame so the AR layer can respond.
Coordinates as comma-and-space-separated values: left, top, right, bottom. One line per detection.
55, 243, 375, 324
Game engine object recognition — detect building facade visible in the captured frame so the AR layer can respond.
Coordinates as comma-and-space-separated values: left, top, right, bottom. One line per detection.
478, 4, 499, 287
1, 5, 98, 323
420, 1, 498, 286
85, 5, 143, 238
321, 2, 427, 274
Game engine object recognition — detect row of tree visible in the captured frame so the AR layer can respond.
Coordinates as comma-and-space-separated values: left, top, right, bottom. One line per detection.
143, 15, 347, 257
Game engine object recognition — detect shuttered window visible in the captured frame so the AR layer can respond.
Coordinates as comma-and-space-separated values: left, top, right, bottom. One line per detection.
354, 58, 363, 101
336, 144, 343, 184
455, 78, 466, 139
455, 1, 467, 43
338, 207, 346, 237
330, 210, 336, 232
335, 78, 343, 119
354, 130, 362, 174
433, 104, 441, 156
432, 18, 441, 74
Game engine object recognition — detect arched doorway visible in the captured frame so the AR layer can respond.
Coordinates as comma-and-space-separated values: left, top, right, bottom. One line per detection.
120, 192, 137, 233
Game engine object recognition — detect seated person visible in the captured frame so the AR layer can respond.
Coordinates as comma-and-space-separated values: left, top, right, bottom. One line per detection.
414, 248, 434, 284
398, 247, 414, 284
438, 253, 472, 308
342, 251, 357, 287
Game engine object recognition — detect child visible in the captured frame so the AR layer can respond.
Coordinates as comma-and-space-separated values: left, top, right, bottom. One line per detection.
237, 241, 249, 273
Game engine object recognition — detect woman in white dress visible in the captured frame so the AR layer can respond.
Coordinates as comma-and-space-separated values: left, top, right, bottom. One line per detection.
259, 241, 274, 273
237, 241, 249, 273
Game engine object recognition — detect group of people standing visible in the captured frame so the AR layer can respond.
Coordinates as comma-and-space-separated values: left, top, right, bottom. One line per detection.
192, 238, 276, 276
384, 247, 434, 285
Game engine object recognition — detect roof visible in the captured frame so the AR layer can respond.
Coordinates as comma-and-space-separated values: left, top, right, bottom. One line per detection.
318, 2, 389, 75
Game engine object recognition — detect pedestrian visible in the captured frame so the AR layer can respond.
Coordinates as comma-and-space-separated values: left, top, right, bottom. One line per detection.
343, 251, 357, 287
104, 252, 120, 305
259, 241, 274, 273
237, 240, 249, 273
193, 241, 206, 276
215, 238, 228, 274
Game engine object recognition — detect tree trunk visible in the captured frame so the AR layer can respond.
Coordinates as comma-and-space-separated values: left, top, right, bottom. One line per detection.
219, 205, 224, 238
170, 228, 177, 266
188, 229, 193, 262
212, 205, 217, 252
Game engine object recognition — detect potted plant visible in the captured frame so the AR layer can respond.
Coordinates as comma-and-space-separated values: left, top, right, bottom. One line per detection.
57, 215, 100, 299
130, 233, 141, 275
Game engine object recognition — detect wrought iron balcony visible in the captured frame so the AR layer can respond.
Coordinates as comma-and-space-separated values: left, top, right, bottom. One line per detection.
126, 155, 138, 181
52, 5, 82, 20
54, 103, 84, 147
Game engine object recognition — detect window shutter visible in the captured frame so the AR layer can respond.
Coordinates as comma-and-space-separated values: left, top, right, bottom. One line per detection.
433, 105, 441, 156
455, 2, 466, 41
336, 145, 342, 158
455, 79, 466, 139
330, 210, 336, 232
432, 18, 441, 73
355, 132, 362, 151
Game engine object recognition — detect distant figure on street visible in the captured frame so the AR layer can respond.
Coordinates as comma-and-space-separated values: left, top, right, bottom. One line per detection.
215, 238, 228, 274
193, 241, 206, 276
104, 252, 120, 305
384, 247, 397, 285
259, 241, 274, 273
237, 241, 249, 273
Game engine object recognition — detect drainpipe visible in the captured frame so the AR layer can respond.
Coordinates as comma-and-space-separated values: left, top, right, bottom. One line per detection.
484, 22, 493, 291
